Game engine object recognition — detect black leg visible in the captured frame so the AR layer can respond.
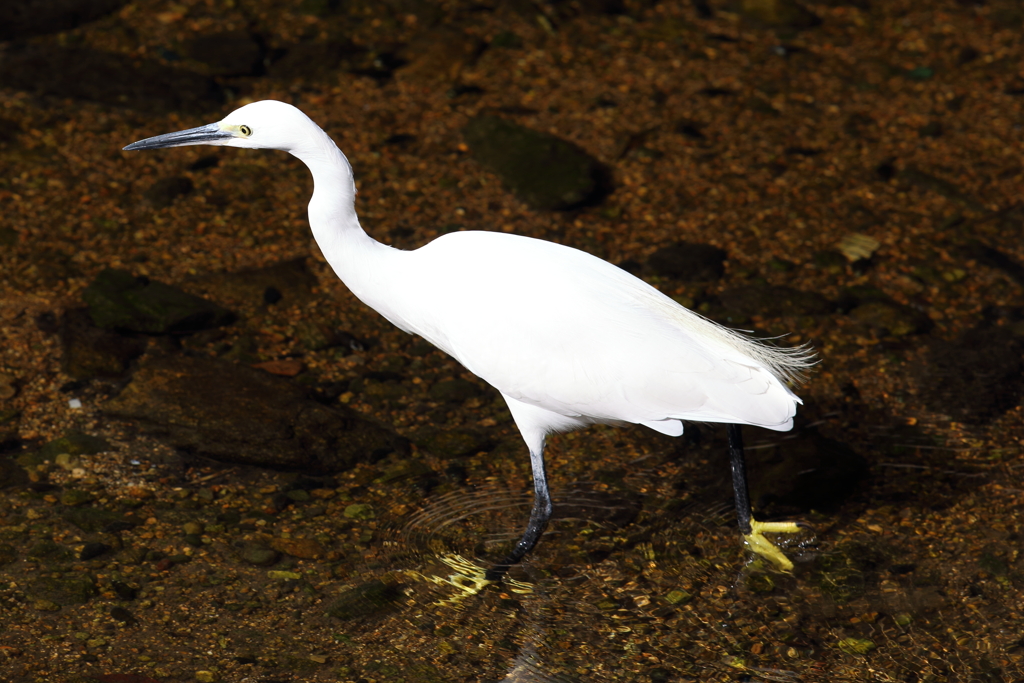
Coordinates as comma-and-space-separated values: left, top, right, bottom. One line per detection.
486, 447, 552, 581
728, 424, 753, 536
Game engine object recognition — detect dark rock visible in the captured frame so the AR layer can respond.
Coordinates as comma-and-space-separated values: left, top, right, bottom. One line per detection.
719, 285, 832, 318
296, 322, 359, 353
143, 176, 194, 208
269, 40, 369, 83
0, 543, 17, 565
429, 378, 485, 403
491, 30, 523, 49
263, 286, 283, 305
61, 489, 95, 507
26, 576, 97, 606
849, 301, 931, 337
414, 428, 494, 458
748, 431, 868, 513
189, 155, 221, 171
0, 457, 29, 489
961, 240, 1024, 286
83, 268, 235, 335
915, 324, 1024, 424
0, 45, 224, 113
27, 539, 73, 562
184, 258, 319, 311
37, 431, 111, 461
110, 580, 138, 601
60, 307, 148, 379
0, 226, 17, 247
61, 506, 127, 533
647, 242, 726, 281
397, 28, 482, 86
79, 542, 111, 560
463, 115, 611, 210
731, 0, 821, 29
240, 543, 280, 567
184, 31, 265, 77
0, 0, 127, 40
326, 578, 405, 621
110, 606, 137, 624
101, 354, 408, 473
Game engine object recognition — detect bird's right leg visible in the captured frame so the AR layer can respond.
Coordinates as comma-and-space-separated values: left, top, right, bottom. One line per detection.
486, 445, 552, 582
728, 424, 803, 571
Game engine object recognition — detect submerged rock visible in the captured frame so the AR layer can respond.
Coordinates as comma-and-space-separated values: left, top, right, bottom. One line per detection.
326, 578, 405, 621
0, 45, 223, 112
83, 268, 235, 335
60, 308, 148, 379
0, 0, 127, 40
184, 258, 319, 311
101, 354, 408, 473
647, 242, 727, 281
463, 115, 611, 210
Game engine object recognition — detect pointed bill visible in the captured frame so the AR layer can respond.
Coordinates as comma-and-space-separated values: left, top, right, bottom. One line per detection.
123, 122, 232, 151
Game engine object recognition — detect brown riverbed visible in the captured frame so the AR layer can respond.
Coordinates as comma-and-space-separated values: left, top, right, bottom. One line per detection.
1, 1, 1023, 681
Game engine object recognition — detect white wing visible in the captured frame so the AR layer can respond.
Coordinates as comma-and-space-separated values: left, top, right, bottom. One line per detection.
366, 231, 808, 433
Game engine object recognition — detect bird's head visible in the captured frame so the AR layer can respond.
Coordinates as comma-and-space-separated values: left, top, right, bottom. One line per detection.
123, 100, 313, 154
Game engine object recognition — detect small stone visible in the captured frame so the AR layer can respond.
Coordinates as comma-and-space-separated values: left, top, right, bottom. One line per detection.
54, 453, 80, 470
664, 589, 691, 605
61, 489, 95, 507
79, 542, 111, 560
196, 671, 218, 683
240, 543, 279, 567
269, 537, 325, 559
343, 503, 375, 520
837, 637, 876, 655
267, 570, 302, 581
182, 522, 205, 536
837, 233, 880, 262
252, 359, 305, 377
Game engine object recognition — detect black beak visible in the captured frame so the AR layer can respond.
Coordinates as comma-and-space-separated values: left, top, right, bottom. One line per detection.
124, 123, 233, 151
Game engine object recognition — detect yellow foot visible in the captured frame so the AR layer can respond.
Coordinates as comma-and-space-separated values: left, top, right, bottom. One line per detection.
743, 518, 806, 572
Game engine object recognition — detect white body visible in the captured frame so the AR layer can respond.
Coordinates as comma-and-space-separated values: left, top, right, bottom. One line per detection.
128, 101, 810, 458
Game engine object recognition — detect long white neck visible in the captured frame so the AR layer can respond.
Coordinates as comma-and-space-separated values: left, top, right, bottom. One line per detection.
287, 122, 397, 312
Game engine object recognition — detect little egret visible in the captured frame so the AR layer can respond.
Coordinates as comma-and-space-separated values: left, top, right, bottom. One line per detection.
125, 101, 815, 576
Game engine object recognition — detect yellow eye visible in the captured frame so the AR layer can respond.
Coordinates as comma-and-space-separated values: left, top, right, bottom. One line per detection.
239, 125, 252, 137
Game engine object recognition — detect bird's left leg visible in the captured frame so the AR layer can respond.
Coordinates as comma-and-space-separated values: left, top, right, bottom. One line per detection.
486, 445, 552, 582
728, 424, 803, 571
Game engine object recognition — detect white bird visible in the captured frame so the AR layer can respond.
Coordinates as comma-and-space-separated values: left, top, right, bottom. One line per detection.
124, 100, 815, 576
